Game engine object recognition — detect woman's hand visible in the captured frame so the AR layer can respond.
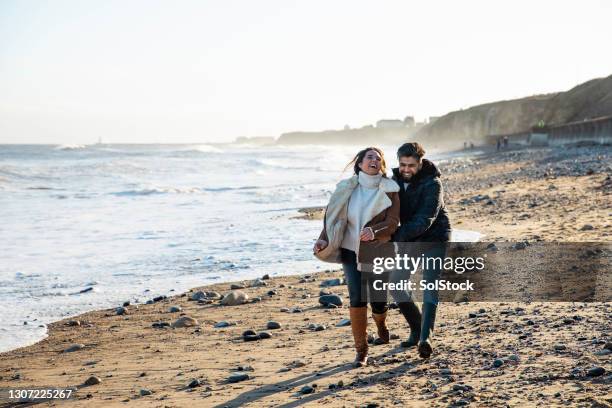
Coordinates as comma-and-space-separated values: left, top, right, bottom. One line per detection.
360, 227, 374, 241
313, 239, 328, 253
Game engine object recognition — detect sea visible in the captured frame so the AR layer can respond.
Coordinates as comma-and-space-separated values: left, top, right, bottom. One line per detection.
0, 143, 481, 352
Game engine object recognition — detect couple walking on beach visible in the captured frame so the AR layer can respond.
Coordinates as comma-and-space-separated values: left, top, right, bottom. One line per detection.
313, 142, 451, 367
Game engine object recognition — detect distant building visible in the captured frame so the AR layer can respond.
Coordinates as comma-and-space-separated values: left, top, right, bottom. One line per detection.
376, 119, 405, 129
428, 116, 440, 124
403, 116, 415, 127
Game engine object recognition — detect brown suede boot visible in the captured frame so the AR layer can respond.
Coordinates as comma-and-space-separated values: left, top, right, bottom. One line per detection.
349, 306, 368, 367
372, 311, 390, 345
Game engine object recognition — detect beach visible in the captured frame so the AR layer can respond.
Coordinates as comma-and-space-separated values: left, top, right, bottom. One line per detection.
0, 144, 610, 407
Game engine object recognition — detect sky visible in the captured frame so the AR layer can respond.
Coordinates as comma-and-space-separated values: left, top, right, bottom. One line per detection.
1, 0, 612, 144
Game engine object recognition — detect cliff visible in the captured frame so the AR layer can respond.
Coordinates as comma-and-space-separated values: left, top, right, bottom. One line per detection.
415, 74, 612, 148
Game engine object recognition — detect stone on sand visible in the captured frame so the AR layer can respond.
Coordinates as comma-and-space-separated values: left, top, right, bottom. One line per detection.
83, 376, 101, 386
221, 290, 249, 306
64, 344, 85, 353
319, 294, 343, 307
172, 316, 199, 328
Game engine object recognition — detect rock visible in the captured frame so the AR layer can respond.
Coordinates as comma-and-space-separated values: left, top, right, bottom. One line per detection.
336, 318, 351, 327
221, 290, 249, 306
267, 290, 277, 296
258, 331, 272, 339
243, 329, 257, 336
228, 373, 250, 383
554, 344, 567, 351
205, 291, 221, 299
83, 376, 101, 386
586, 366, 605, 377
580, 224, 594, 231
314, 325, 326, 331
250, 278, 267, 287
66, 320, 81, 327
122, 301, 130, 307
79, 287, 94, 294
64, 344, 85, 353
261, 274, 270, 280
513, 242, 527, 250
300, 385, 314, 394
237, 365, 254, 371
244, 335, 259, 342
214, 321, 232, 328
318, 294, 343, 307
605, 342, 612, 351
280, 307, 290, 312
152, 321, 170, 328
188, 379, 201, 388
152, 295, 166, 302
320, 278, 343, 287
251, 297, 262, 303
292, 308, 303, 313
139, 389, 152, 396
266, 321, 281, 330
172, 316, 199, 328
230, 283, 245, 290
115, 307, 127, 315
168, 306, 182, 313
190, 291, 207, 301
493, 359, 504, 368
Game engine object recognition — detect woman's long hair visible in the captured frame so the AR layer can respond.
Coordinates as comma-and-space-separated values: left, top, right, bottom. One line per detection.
344, 147, 388, 177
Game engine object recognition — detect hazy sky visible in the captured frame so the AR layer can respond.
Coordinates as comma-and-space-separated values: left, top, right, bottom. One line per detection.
1, 0, 612, 144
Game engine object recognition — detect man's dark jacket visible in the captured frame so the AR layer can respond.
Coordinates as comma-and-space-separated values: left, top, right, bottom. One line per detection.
391, 159, 451, 242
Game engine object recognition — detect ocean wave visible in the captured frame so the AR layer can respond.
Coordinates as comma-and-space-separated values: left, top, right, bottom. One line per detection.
54, 144, 87, 151
111, 186, 203, 196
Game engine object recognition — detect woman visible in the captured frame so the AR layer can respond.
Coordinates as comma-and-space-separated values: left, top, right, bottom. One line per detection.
313, 147, 400, 367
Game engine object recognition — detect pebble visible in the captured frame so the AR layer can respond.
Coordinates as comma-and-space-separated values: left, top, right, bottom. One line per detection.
228, 373, 250, 383
336, 318, 351, 327
280, 307, 290, 312
168, 306, 182, 313
221, 290, 249, 306
554, 344, 567, 351
139, 389, 152, 396
258, 331, 272, 339
66, 320, 81, 327
230, 283, 245, 290
122, 301, 130, 307
115, 307, 127, 316
171, 316, 199, 328
152, 321, 170, 328
83, 376, 101, 386
318, 294, 343, 307
580, 224, 594, 231
64, 344, 85, 353
244, 334, 260, 342
266, 321, 281, 330
190, 291, 207, 301
586, 366, 605, 377
243, 329, 257, 336
320, 278, 343, 287
493, 359, 504, 368
188, 379, 201, 388
250, 278, 267, 287
300, 385, 314, 394
214, 321, 233, 328
261, 274, 270, 280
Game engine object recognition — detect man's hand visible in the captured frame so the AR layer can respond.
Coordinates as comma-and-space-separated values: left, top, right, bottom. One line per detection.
313, 239, 328, 253
360, 227, 374, 241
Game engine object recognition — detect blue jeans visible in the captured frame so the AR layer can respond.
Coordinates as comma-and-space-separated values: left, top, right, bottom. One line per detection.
388, 244, 446, 305
341, 248, 388, 314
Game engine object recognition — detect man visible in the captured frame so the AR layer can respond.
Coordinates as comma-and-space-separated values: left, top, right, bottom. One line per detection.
390, 142, 451, 358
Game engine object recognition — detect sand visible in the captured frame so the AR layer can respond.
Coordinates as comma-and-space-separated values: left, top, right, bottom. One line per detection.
1, 144, 610, 407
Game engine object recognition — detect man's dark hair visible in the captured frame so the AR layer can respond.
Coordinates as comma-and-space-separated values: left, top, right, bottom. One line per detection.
397, 142, 425, 160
